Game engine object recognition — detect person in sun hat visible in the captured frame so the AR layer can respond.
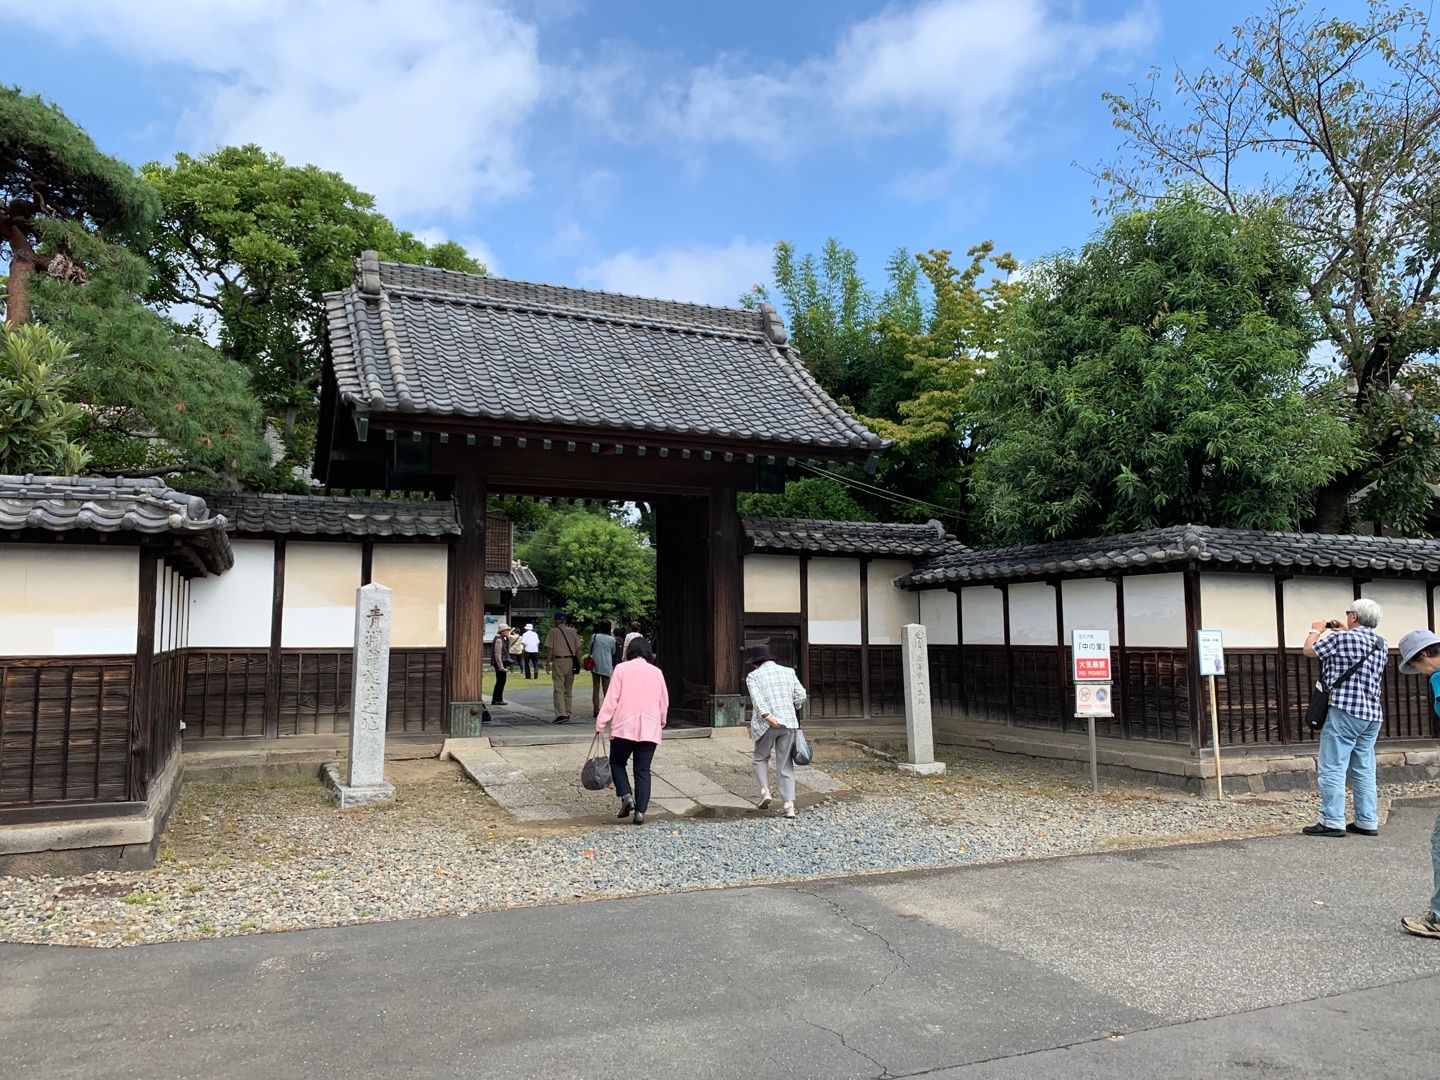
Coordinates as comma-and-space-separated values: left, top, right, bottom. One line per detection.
745, 642, 807, 819
1395, 628, 1440, 939
490, 624, 513, 706
520, 623, 541, 679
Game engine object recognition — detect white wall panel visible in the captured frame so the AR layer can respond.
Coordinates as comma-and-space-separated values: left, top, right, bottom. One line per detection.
1361, 580, 1428, 642
919, 590, 958, 645
867, 559, 918, 645
190, 540, 275, 648
1122, 574, 1186, 647
1008, 582, 1057, 645
372, 545, 448, 647
1061, 578, 1119, 641
808, 557, 861, 644
1281, 578, 1356, 648
961, 586, 1005, 645
282, 543, 362, 648
744, 555, 802, 613
0, 546, 138, 656
1200, 574, 1277, 647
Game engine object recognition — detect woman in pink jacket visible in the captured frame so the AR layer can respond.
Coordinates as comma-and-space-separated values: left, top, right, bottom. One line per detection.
595, 637, 668, 825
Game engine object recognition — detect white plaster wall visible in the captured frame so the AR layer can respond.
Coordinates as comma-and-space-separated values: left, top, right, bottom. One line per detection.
1200, 574, 1277, 647
154, 558, 168, 650
1123, 574, 1186, 647
1361, 580, 1428, 641
1061, 578, 1119, 640
372, 545, 448, 648
744, 555, 802, 613
190, 540, 275, 647
1008, 582, 1058, 645
961, 586, 1005, 645
282, 543, 362, 648
919, 590, 959, 645
808, 557, 861, 645
868, 559, 919, 645
0, 546, 138, 656
1281, 578, 1356, 648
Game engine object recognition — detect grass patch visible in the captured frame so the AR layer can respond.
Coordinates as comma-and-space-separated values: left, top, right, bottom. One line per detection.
121, 891, 165, 906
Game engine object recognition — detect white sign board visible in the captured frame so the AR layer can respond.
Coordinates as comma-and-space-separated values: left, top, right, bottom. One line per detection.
1075, 682, 1114, 718
1072, 629, 1112, 682
483, 613, 502, 643
1197, 629, 1226, 676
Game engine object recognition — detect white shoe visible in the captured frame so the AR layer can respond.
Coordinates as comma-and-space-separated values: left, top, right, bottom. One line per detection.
783, 801, 795, 818
758, 788, 772, 809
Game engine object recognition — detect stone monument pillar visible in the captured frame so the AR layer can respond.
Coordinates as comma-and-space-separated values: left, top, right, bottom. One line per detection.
326, 582, 397, 807
899, 622, 946, 776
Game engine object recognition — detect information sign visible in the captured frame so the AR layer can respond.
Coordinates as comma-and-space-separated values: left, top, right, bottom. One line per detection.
1075, 682, 1114, 718
1072, 629, 1112, 682
1197, 629, 1226, 676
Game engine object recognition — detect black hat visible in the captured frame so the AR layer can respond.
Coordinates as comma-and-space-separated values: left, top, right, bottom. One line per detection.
745, 643, 776, 666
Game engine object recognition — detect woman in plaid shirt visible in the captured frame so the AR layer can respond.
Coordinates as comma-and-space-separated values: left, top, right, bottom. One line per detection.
745, 643, 807, 819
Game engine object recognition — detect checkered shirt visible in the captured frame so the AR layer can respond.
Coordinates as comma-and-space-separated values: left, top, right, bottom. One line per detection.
746, 661, 807, 741
1312, 626, 1388, 725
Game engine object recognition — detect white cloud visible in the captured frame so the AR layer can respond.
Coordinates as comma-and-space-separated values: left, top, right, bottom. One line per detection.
578, 237, 773, 306
6, 0, 546, 218
651, 0, 1155, 157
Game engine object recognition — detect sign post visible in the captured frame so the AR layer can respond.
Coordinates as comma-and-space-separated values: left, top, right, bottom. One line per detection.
1197, 629, 1226, 800
1072, 630, 1113, 797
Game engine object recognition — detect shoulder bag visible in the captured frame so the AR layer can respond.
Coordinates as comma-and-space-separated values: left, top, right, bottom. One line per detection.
790, 726, 813, 767
1305, 637, 1383, 732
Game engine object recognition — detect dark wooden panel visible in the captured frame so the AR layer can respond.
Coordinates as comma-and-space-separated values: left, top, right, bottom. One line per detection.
1120, 649, 1190, 744
810, 645, 863, 718
928, 644, 962, 716
148, 652, 185, 782
1286, 650, 1435, 745
868, 645, 903, 717
387, 649, 447, 733
960, 645, 1010, 720
183, 651, 269, 738
1011, 646, 1065, 732
0, 658, 134, 807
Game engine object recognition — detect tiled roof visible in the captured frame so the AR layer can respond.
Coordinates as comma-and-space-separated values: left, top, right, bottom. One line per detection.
743, 517, 964, 558
0, 475, 232, 575
902, 524, 1440, 588
202, 492, 459, 538
323, 254, 887, 460
486, 565, 538, 592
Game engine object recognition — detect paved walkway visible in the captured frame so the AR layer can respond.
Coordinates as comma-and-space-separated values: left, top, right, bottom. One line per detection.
7, 804, 1440, 1078
442, 729, 846, 821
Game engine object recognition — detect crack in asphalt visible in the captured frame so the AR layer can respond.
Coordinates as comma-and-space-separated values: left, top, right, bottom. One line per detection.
796, 885, 909, 998
788, 1012, 893, 1080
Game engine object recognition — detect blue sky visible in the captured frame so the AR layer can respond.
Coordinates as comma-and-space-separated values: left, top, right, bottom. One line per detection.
4, 0, 1297, 306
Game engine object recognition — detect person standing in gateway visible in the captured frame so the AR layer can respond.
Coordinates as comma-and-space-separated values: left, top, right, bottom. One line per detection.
545, 612, 582, 724
520, 623, 541, 679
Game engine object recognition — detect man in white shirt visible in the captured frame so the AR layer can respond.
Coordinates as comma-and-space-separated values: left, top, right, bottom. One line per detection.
520, 623, 540, 679
745, 643, 806, 819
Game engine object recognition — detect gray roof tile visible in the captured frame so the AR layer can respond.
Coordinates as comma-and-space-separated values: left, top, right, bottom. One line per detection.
902, 524, 1440, 587
0, 475, 232, 575
324, 255, 888, 459
201, 492, 459, 538
743, 516, 964, 558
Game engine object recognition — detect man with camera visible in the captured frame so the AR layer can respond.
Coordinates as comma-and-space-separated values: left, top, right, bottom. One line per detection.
1300, 598, 1387, 837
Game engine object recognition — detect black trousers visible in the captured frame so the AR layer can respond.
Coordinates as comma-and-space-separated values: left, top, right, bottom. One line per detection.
491, 667, 507, 704
522, 652, 539, 679
609, 737, 658, 813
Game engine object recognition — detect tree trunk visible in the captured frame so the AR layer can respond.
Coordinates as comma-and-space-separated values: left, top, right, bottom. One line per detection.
2, 239, 33, 325
1312, 473, 1356, 533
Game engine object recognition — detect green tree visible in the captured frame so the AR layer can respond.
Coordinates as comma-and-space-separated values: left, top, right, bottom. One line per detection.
141, 145, 485, 478
1, 86, 159, 324
29, 239, 273, 487
738, 475, 876, 521
1100, 1, 1440, 533
0, 322, 89, 474
969, 195, 1354, 543
518, 511, 655, 628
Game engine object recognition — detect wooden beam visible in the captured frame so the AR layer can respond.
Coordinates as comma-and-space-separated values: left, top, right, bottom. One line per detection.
1000, 583, 1014, 726
432, 440, 764, 496
1052, 578, 1067, 732
1111, 576, 1128, 739
448, 474, 488, 708
1183, 568, 1204, 752
952, 586, 965, 715
1275, 574, 1292, 743
710, 488, 743, 697
860, 558, 872, 719
360, 539, 374, 586
265, 540, 286, 740
129, 553, 158, 801
799, 554, 811, 689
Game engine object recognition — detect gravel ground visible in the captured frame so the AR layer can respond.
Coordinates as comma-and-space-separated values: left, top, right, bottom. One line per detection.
1, 750, 1426, 948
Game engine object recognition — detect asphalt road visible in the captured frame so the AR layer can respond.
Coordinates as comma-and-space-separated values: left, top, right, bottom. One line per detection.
6, 805, 1440, 1079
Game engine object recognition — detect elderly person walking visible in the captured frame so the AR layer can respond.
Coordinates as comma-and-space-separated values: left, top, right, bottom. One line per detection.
596, 637, 668, 825
1301, 597, 1387, 838
520, 624, 541, 680
545, 613, 583, 724
1395, 630, 1440, 937
746, 643, 807, 819
588, 619, 618, 717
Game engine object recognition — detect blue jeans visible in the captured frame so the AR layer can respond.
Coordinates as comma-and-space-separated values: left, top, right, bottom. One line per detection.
1316, 705, 1381, 829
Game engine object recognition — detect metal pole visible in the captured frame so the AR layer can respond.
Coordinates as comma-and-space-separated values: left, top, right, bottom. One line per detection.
1088, 715, 1099, 797
1208, 674, 1224, 800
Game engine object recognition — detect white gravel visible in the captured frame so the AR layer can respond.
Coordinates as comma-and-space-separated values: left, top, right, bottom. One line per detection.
0, 754, 1405, 949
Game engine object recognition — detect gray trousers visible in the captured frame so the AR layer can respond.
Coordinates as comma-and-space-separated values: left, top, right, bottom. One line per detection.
753, 727, 797, 802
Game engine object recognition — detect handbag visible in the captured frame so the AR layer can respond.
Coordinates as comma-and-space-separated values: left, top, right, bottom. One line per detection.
508, 635, 525, 656
580, 732, 611, 791
1305, 637, 1383, 732
790, 726, 813, 767
582, 655, 596, 671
